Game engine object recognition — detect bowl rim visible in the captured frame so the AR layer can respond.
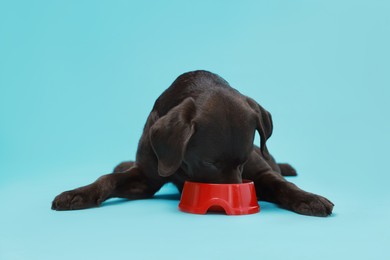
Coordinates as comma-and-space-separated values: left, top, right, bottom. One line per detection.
184, 179, 254, 187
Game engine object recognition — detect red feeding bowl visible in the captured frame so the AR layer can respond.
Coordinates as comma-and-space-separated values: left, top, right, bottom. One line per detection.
178, 180, 260, 215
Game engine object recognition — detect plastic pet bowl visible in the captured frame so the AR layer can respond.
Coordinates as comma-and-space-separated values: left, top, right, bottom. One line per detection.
178, 180, 260, 215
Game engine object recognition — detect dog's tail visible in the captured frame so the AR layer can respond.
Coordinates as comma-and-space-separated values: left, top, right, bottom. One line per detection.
278, 163, 297, 176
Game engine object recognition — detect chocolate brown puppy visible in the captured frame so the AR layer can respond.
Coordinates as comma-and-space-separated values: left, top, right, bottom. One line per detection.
52, 70, 334, 217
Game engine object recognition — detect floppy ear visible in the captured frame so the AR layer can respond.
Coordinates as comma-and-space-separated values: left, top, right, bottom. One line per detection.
246, 97, 273, 159
149, 97, 196, 177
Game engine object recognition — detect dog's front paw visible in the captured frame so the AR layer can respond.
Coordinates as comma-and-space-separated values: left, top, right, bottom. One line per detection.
290, 192, 334, 217
51, 189, 101, 211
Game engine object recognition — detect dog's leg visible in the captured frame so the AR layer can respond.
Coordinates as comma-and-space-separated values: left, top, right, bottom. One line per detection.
51, 166, 164, 210
254, 172, 333, 216
244, 152, 334, 217
253, 147, 297, 176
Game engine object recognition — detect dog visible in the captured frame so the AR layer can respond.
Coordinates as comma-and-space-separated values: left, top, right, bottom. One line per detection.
52, 70, 334, 217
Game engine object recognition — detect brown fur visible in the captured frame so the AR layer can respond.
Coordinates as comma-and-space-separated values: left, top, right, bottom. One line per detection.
52, 70, 333, 217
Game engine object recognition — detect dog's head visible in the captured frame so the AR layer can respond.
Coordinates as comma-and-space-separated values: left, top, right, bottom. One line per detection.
149, 93, 273, 183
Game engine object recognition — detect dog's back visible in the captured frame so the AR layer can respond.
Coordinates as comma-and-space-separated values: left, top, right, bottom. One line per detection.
152, 70, 236, 117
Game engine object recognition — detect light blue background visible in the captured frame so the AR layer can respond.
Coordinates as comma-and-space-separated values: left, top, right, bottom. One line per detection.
1, 0, 389, 259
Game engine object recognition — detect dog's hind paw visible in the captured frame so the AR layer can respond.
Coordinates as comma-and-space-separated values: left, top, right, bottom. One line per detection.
278, 163, 297, 176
